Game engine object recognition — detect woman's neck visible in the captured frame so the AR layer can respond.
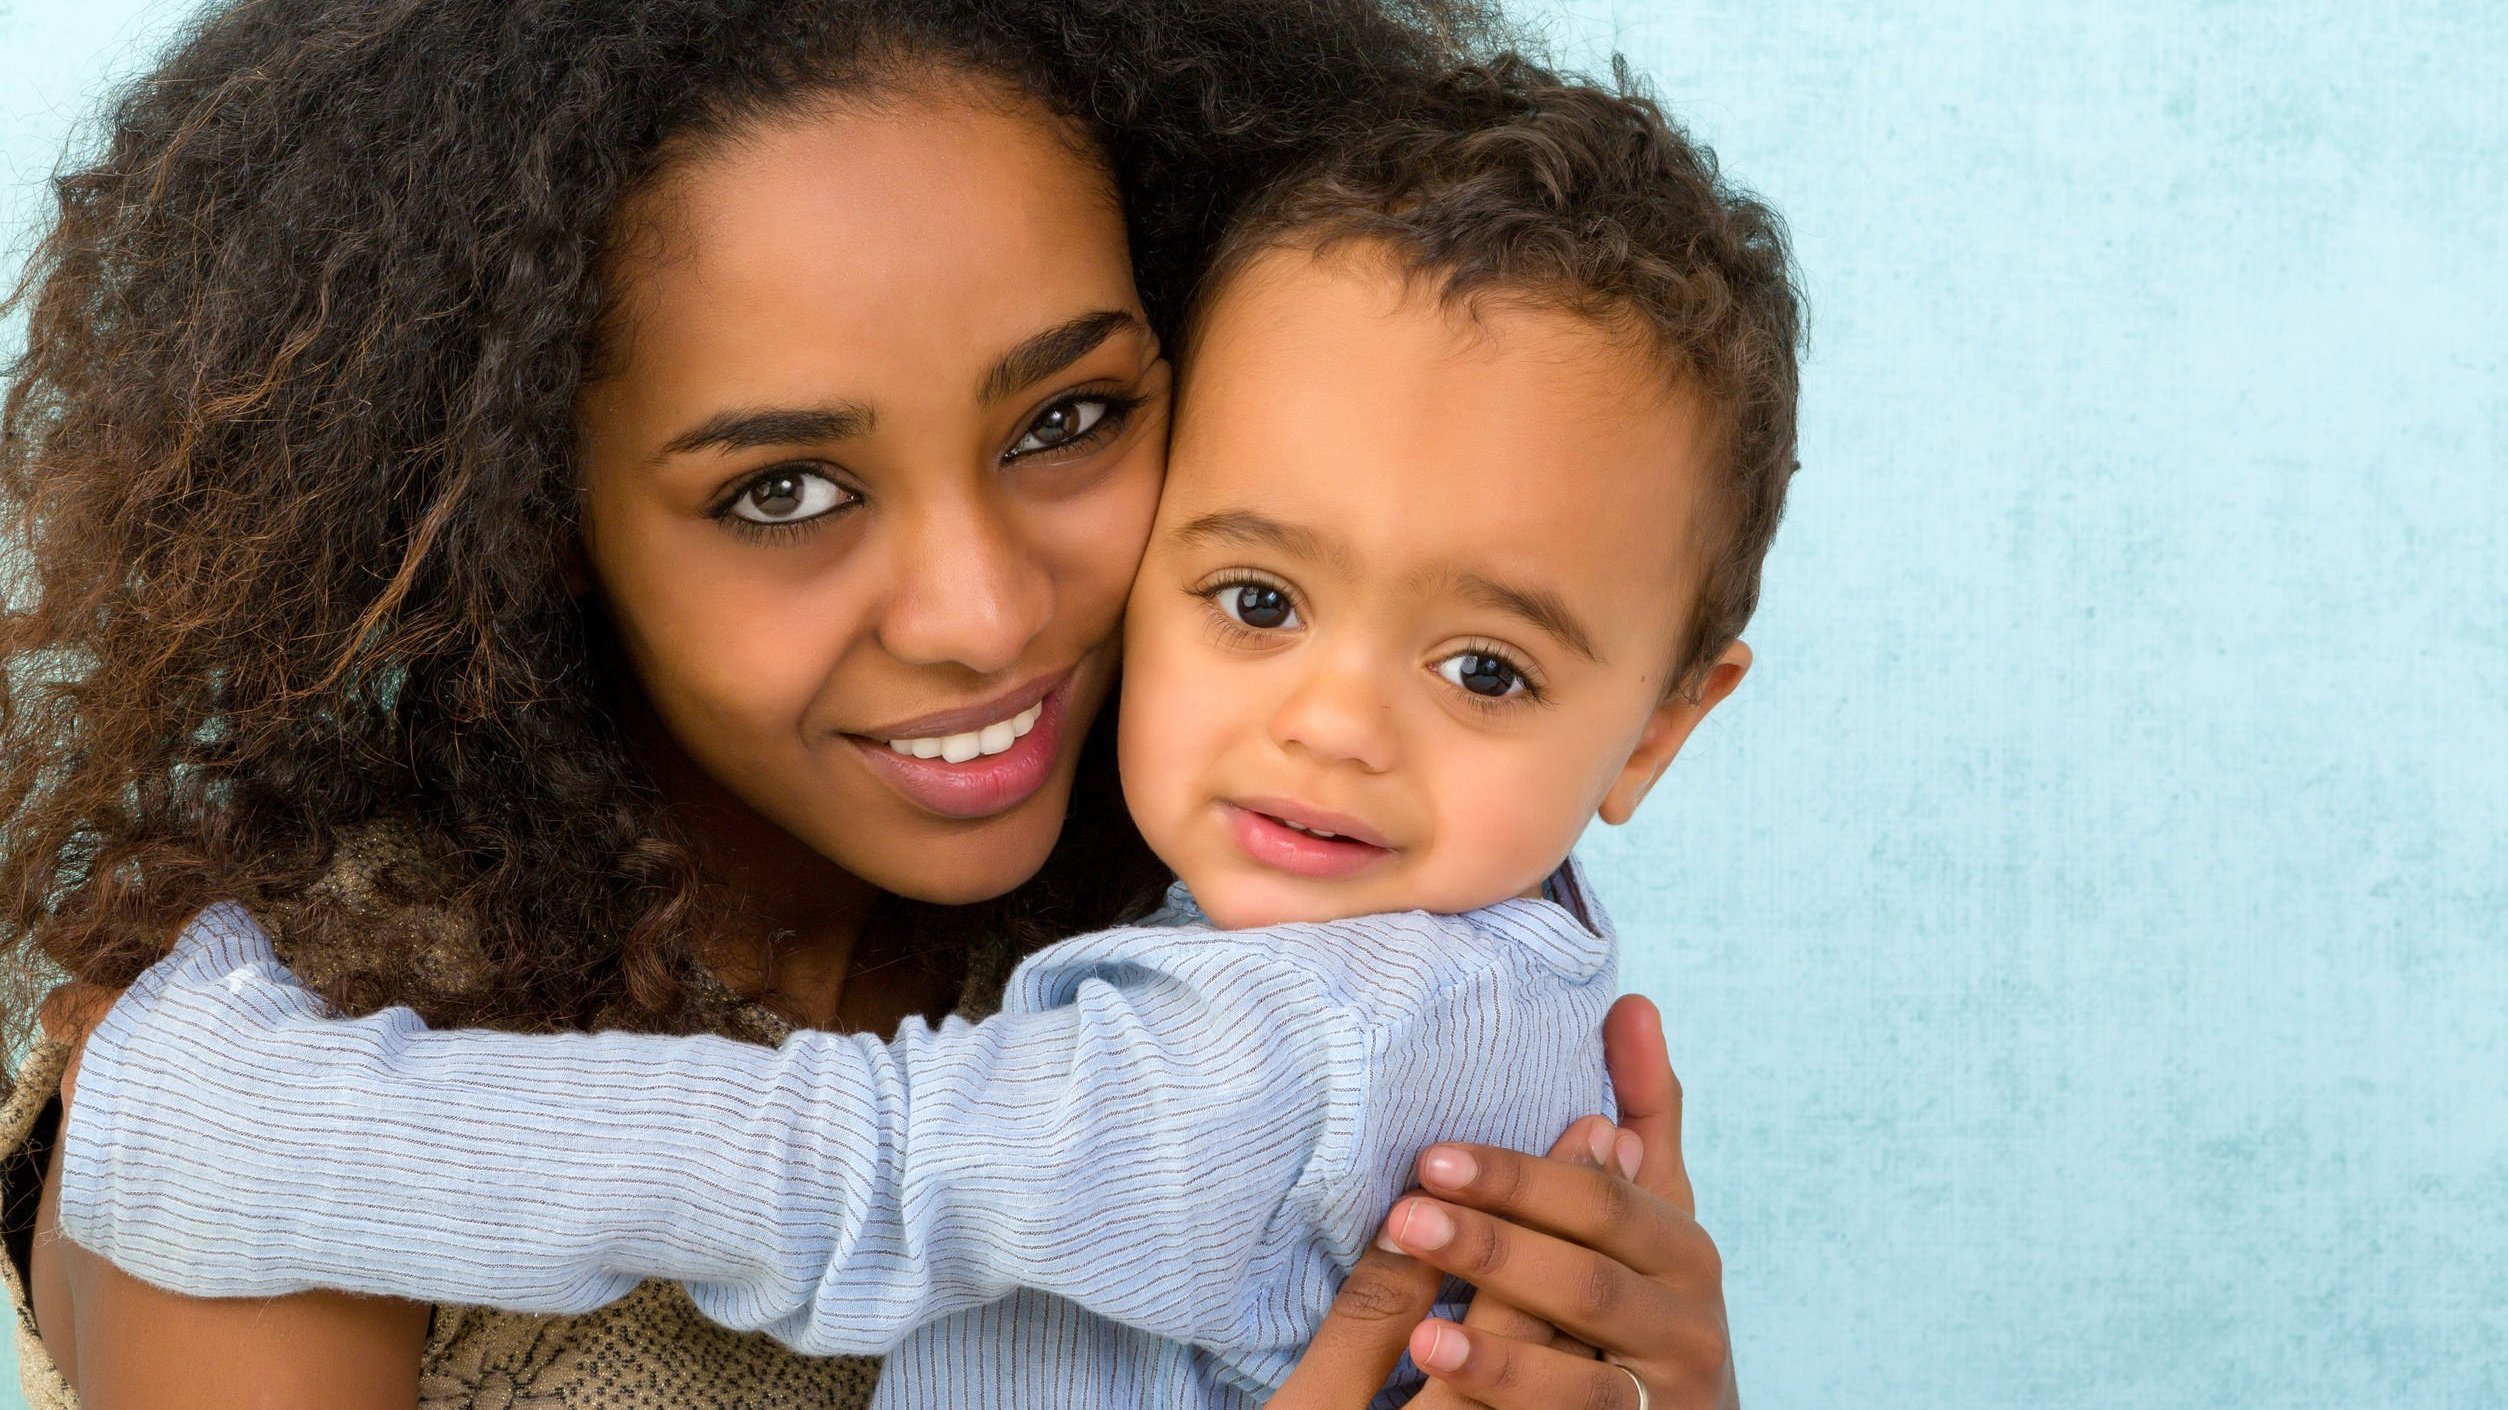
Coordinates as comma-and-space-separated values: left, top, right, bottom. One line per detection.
627, 716, 941, 1032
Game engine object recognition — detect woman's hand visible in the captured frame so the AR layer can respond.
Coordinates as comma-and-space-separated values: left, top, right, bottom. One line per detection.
1270, 995, 1738, 1409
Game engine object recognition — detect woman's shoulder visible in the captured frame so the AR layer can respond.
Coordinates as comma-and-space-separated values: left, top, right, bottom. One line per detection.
0, 1012, 433, 1410
0, 872, 853, 1407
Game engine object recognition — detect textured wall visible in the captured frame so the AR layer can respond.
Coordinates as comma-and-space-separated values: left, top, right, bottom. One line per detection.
4, 1, 2502, 1406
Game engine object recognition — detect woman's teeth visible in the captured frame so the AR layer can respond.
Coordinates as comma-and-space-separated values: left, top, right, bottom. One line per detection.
1276, 818, 1342, 840
886, 701, 1043, 763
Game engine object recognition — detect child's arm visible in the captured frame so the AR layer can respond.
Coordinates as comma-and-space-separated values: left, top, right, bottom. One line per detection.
58, 899, 1607, 1386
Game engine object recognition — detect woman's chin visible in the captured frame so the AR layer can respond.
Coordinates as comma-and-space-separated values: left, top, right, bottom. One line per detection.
840, 802, 1070, 907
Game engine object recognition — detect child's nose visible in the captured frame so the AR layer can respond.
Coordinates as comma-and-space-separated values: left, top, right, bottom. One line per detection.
1266, 656, 1400, 774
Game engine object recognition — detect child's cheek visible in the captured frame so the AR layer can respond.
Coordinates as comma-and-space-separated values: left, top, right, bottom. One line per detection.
1116, 599, 1217, 866
1422, 741, 1591, 910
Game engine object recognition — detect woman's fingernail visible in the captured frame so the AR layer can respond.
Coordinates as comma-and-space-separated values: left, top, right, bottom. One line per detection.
1587, 1122, 1616, 1167
1418, 1146, 1477, 1190
1614, 1129, 1644, 1181
1411, 1320, 1469, 1374
1390, 1198, 1456, 1252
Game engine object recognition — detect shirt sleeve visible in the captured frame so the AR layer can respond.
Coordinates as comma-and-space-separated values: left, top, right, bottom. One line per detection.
57, 899, 1607, 1385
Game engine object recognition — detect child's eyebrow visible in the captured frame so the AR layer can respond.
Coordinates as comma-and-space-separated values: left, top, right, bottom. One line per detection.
1437, 569, 1605, 664
1171, 509, 1353, 570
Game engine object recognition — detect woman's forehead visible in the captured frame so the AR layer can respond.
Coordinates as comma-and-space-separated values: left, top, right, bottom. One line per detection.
598, 85, 1136, 380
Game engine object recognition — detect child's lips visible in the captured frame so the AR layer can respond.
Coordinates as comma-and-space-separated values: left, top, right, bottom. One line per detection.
1220, 799, 1394, 880
1224, 796, 1392, 849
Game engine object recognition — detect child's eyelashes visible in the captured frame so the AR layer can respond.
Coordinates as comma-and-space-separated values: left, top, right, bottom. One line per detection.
1197, 574, 1303, 641
1435, 644, 1545, 708
1189, 574, 1549, 711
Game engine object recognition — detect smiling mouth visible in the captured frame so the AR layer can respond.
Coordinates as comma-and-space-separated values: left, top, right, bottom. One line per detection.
883, 700, 1045, 763
845, 671, 1077, 821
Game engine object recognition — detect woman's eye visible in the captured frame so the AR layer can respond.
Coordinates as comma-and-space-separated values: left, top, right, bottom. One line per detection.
1438, 651, 1527, 699
1215, 583, 1299, 631
728, 469, 849, 525
1011, 398, 1110, 455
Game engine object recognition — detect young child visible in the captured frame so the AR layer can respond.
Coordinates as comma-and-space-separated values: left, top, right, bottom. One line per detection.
54, 62, 1799, 1407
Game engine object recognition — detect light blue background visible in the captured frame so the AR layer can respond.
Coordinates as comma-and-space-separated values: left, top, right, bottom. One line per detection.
5, 1, 2502, 1406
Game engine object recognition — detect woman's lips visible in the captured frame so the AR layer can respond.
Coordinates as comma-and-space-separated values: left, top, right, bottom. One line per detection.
847, 675, 1071, 821
1222, 800, 1394, 880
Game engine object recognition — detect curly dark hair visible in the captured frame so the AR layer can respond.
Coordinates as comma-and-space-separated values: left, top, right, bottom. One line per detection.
1202, 57, 1803, 693
0, 0, 1507, 1046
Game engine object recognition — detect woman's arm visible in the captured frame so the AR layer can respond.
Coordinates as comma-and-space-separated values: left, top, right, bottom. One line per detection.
32, 1086, 429, 1410
1272, 997, 1740, 1410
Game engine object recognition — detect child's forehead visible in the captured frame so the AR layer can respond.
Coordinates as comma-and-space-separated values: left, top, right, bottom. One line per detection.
1164, 244, 1716, 638
1179, 241, 1691, 451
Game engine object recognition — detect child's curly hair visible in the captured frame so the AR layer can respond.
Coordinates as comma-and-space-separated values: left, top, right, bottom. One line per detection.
1201, 57, 1804, 693
0, 0, 1505, 1044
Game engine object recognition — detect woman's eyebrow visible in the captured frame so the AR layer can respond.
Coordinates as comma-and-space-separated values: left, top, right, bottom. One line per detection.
979, 310, 1145, 406
655, 403, 876, 459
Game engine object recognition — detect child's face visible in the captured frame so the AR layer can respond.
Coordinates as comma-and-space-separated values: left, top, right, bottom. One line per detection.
1120, 245, 1749, 930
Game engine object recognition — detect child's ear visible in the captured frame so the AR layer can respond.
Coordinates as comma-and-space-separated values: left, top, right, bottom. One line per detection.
1598, 640, 1751, 826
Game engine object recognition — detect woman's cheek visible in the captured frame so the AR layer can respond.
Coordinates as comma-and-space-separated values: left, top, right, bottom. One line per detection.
1045, 451, 1166, 630
635, 562, 826, 722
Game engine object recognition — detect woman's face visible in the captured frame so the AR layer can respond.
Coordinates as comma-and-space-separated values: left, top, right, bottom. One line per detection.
575, 81, 1168, 906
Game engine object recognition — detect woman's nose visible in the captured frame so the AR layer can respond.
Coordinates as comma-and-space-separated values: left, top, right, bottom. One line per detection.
877, 492, 1054, 676
1266, 654, 1400, 774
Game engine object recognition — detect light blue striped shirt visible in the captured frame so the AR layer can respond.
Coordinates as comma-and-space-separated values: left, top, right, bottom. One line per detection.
58, 870, 1614, 1406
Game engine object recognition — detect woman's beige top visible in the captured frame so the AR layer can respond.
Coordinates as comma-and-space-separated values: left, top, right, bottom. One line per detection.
0, 825, 1024, 1408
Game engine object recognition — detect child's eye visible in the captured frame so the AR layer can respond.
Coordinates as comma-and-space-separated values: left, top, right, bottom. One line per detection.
1437, 650, 1529, 699
1213, 583, 1300, 631
1010, 396, 1116, 456
726, 468, 853, 525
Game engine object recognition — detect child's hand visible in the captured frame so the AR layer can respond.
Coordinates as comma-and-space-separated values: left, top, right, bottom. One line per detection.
1375, 996, 1739, 1410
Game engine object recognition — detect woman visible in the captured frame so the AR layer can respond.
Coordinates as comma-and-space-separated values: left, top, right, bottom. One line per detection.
0, 1, 1736, 1406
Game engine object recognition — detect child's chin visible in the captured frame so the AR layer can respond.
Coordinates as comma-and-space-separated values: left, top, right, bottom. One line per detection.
1193, 878, 1375, 932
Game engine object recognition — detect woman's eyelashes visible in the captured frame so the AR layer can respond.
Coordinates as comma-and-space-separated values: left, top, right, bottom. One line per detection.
1005, 390, 1142, 462
716, 465, 859, 540
710, 388, 1144, 544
